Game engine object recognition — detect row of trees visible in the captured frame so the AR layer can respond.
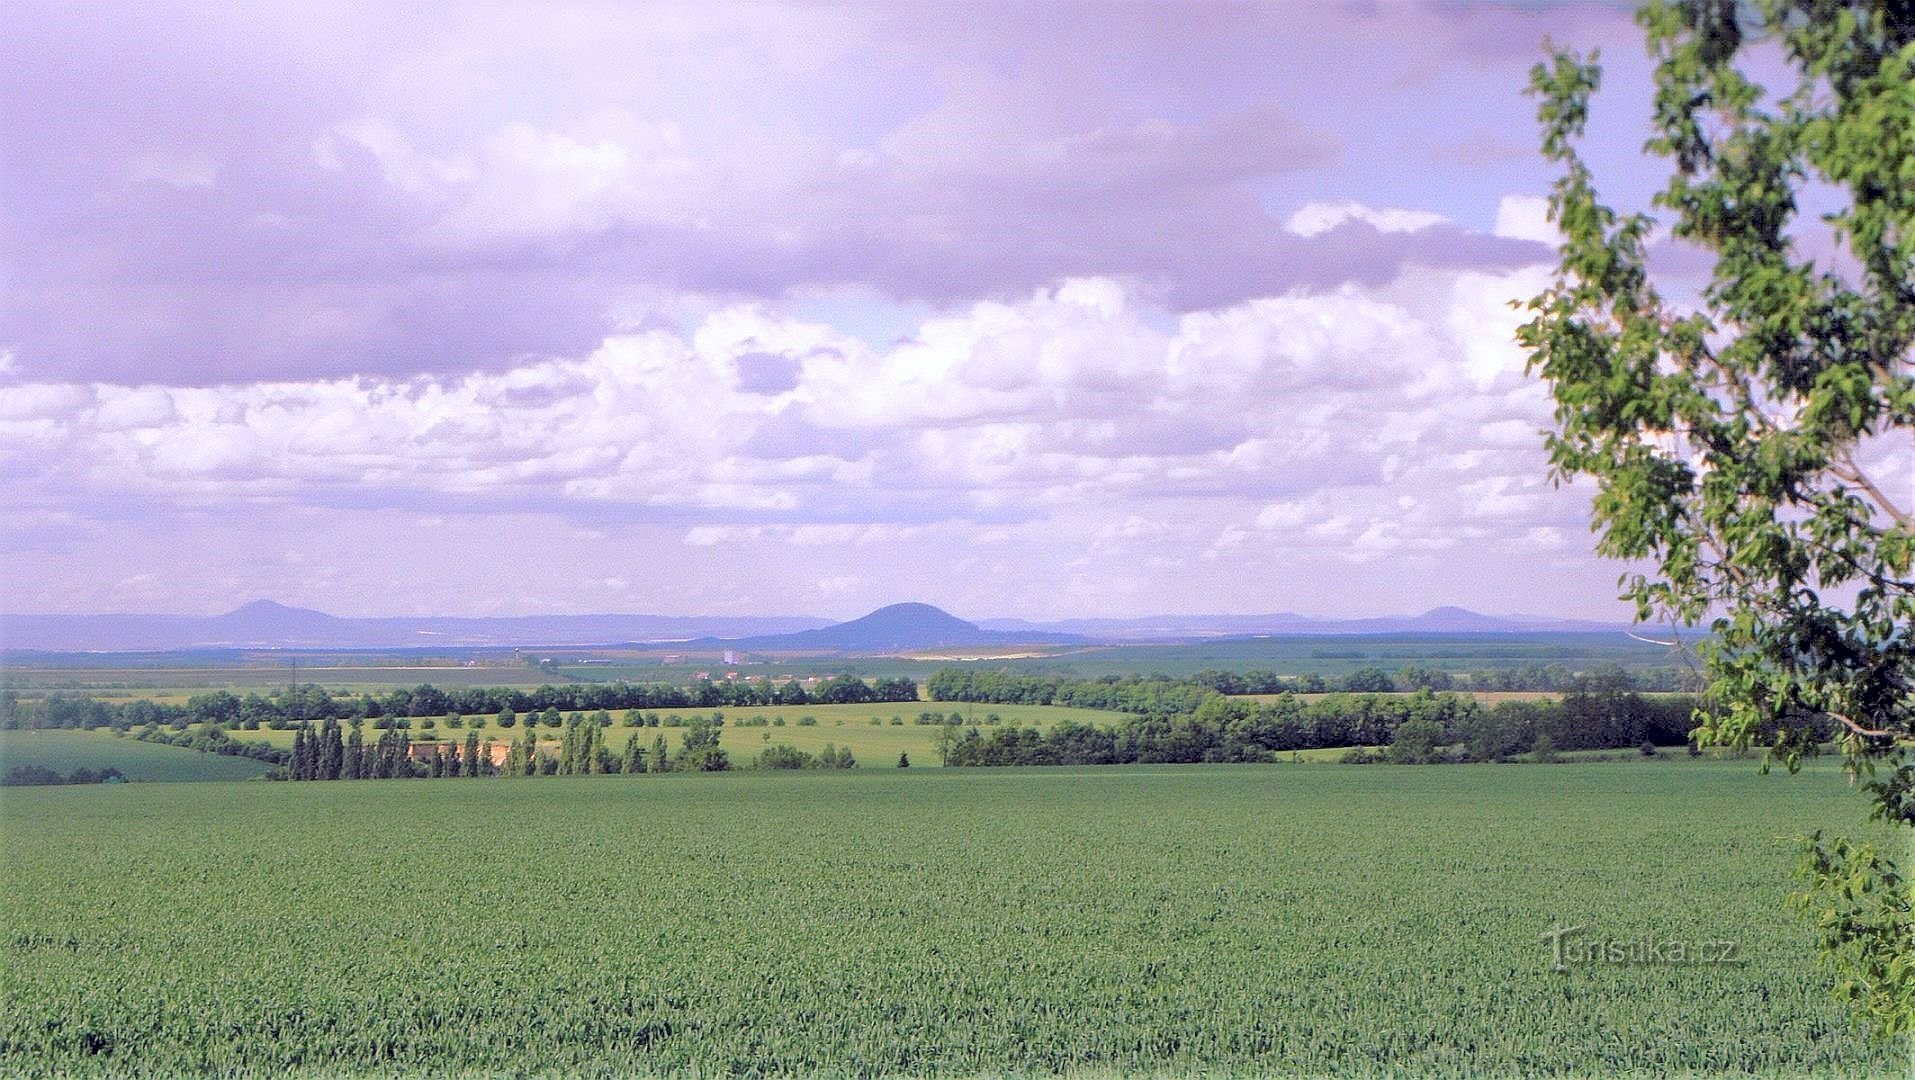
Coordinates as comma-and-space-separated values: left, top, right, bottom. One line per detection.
276, 716, 745, 780
0, 674, 920, 732
925, 664, 1691, 714
2, 765, 127, 786
922, 671, 1218, 714
938, 689, 1719, 767
1188, 663, 1693, 695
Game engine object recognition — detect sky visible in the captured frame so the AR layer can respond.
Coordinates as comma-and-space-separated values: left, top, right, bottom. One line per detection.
0, 1, 1692, 621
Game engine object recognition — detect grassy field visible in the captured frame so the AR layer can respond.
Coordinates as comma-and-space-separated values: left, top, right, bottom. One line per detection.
0, 730, 273, 783
205, 702, 1123, 768
0, 760, 1899, 1075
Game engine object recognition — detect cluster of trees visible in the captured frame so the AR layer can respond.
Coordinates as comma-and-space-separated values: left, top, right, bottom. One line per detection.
0, 674, 920, 732
283, 719, 442, 780
924, 671, 1216, 714
939, 688, 1721, 767
276, 715, 745, 780
2, 765, 127, 786
755, 742, 858, 770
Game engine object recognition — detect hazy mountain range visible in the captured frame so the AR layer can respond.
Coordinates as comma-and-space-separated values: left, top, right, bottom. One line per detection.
0, 600, 1626, 654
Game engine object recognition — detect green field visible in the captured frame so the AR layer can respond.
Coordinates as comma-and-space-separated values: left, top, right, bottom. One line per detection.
0, 730, 273, 783
202, 702, 1123, 768
0, 760, 1899, 1075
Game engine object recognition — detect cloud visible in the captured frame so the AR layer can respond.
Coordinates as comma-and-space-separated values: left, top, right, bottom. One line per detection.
1493, 194, 1561, 247
0, 1, 1635, 385
3, 259, 1575, 582
1284, 201, 1447, 238
0, 1, 1658, 618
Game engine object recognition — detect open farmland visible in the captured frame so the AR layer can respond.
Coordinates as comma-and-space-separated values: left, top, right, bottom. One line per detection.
0, 730, 273, 783
0, 760, 1898, 1076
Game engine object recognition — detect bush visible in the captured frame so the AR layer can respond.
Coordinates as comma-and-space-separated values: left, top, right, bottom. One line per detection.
758, 743, 813, 770
797, 716, 818, 727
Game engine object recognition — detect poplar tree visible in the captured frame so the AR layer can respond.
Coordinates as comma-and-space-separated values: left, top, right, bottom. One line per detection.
318, 717, 344, 780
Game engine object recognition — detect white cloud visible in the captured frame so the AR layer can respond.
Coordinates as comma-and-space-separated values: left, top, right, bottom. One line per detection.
1493, 194, 1561, 247
6, 261, 1614, 615
1284, 200, 1447, 237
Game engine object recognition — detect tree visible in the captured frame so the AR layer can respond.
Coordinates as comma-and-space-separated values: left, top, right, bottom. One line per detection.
1340, 667, 1395, 694
675, 723, 730, 772
317, 717, 344, 780
344, 723, 364, 780
1386, 716, 1446, 765
1522, 0, 1913, 1038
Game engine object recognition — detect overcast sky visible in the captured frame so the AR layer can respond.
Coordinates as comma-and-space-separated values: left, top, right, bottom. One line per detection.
1, 1, 1692, 620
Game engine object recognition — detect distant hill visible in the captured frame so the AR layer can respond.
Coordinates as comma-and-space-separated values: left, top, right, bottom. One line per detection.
1, 599, 1626, 654
0, 601, 832, 652
721, 603, 1084, 653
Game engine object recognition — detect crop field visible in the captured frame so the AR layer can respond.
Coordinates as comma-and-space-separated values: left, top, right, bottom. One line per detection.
1, 760, 1899, 1076
201, 702, 1123, 767
0, 730, 273, 783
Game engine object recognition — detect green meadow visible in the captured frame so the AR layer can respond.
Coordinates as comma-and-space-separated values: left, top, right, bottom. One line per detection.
0, 760, 1899, 1076
0, 730, 273, 783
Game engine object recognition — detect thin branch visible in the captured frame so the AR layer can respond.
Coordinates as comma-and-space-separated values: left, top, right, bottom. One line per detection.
1831, 453, 1913, 528
1829, 710, 1896, 740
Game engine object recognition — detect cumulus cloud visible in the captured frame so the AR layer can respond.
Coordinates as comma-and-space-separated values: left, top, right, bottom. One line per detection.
0, 1, 1658, 617
0, 252, 1622, 616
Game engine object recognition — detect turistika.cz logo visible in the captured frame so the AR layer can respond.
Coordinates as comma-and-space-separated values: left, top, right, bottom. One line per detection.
1540, 925, 1745, 972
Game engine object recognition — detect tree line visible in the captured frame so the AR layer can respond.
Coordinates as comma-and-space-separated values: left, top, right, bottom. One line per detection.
2, 765, 128, 786
0, 673, 920, 732
1187, 663, 1693, 695
935, 686, 1757, 768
